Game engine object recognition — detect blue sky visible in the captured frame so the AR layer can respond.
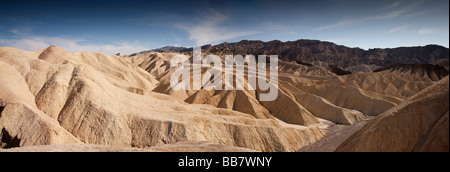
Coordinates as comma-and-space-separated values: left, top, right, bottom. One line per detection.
0, 0, 448, 54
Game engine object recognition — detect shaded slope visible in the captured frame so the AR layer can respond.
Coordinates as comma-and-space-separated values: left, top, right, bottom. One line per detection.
336, 76, 449, 152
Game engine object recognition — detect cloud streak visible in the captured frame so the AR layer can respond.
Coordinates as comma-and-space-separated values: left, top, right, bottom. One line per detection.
365, 0, 424, 20
261, 22, 302, 36
8, 27, 34, 35
315, 0, 426, 32
314, 21, 355, 31
0, 36, 150, 55
388, 25, 409, 33
418, 29, 438, 35
176, 9, 259, 45
383, 0, 402, 10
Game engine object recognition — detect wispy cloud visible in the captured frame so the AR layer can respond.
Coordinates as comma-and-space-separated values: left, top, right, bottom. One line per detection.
8, 29, 21, 35
261, 22, 302, 36
176, 8, 259, 45
314, 20, 355, 31
315, 0, 427, 32
9, 17, 43, 25
272, 31, 299, 36
403, 10, 430, 17
262, 22, 302, 31
417, 28, 449, 37
383, 0, 402, 10
366, 0, 424, 20
0, 36, 151, 55
418, 29, 438, 35
388, 25, 409, 34
403, 6, 445, 17
8, 27, 34, 36
366, 8, 409, 20
126, 14, 182, 27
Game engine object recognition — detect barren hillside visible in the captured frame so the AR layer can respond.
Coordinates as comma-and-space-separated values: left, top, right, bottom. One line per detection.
1, 45, 448, 152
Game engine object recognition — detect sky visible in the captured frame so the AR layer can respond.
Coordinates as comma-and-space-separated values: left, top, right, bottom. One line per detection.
0, 0, 448, 55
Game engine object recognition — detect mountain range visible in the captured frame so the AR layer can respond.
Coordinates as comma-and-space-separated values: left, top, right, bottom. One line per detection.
138, 40, 449, 69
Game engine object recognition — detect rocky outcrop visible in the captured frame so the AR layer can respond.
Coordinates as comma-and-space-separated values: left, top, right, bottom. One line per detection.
0, 103, 81, 147
0, 98, 5, 114
336, 76, 449, 152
